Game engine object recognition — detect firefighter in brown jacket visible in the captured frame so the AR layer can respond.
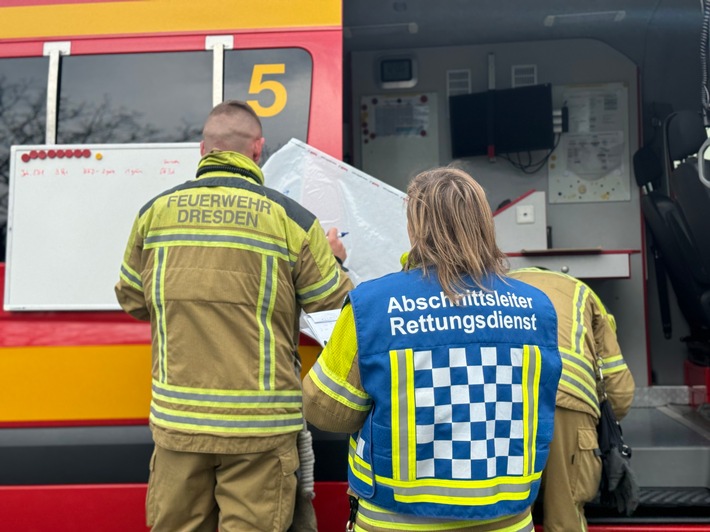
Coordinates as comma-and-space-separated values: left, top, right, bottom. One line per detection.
508, 268, 635, 532
115, 100, 353, 531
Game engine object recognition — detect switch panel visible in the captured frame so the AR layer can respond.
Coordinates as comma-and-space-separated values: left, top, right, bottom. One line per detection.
516, 205, 535, 224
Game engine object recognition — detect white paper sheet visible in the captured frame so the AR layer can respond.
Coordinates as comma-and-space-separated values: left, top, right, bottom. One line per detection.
262, 139, 410, 285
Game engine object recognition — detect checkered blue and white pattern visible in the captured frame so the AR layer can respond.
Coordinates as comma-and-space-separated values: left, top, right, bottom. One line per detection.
413, 346, 524, 480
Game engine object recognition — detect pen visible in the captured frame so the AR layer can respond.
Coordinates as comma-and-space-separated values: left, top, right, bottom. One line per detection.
337, 232, 349, 238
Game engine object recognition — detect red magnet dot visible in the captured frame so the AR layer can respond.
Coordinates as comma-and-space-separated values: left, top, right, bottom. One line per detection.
48, 150, 56, 158
82, 149, 91, 158
65, 150, 74, 158
21, 153, 30, 163
29, 150, 38, 159
38, 150, 47, 159
420, 95, 428, 103
57, 150, 65, 158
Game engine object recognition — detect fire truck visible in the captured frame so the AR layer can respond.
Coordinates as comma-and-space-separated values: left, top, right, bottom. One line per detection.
0, 1, 708, 530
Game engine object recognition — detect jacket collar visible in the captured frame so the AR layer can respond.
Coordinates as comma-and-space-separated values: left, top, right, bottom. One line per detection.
196, 151, 265, 185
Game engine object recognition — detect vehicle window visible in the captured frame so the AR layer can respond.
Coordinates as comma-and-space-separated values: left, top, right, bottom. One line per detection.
0, 57, 48, 260
58, 51, 213, 144
224, 48, 312, 162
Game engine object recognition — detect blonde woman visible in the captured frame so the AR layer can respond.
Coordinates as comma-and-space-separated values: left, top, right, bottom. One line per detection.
304, 167, 562, 531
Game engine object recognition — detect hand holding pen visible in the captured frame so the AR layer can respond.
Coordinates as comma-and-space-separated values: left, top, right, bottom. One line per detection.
326, 227, 348, 266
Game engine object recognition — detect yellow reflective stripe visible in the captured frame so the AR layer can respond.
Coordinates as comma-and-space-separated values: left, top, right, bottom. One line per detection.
522, 345, 541, 475
349, 436, 373, 485
559, 346, 595, 374
355, 500, 534, 531
529, 346, 541, 476
309, 359, 372, 411
406, 349, 417, 482
602, 363, 628, 376
392, 487, 533, 505
152, 392, 300, 409
152, 247, 168, 383
571, 283, 590, 357
152, 379, 301, 398
377, 470, 540, 490
558, 379, 600, 415
150, 402, 302, 434
297, 266, 341, 305
561, 366, 598, 399
391, 348, 416, 482
120, 262, 142, 291
256, 255, 278, 390
391, 349, 402, 481
601, 354, 628, 375
144, 228, 293, 262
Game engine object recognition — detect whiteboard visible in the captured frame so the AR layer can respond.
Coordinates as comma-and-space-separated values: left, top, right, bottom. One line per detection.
5, 143, 201, 311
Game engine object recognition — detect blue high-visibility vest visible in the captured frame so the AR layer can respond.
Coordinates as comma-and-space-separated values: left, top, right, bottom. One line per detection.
347, 269, 561, 521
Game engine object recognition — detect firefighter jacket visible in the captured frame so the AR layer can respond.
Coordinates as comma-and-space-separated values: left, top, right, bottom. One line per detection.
304, 269, 562, 523
115, 150, 353, 454
508, 268, 635, 421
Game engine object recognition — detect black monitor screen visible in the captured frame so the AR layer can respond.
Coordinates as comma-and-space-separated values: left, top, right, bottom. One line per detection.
449, 84, 554, 158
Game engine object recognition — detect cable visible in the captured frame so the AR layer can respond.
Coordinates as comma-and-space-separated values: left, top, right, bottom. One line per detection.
499, 134, 561, 174
701, 0, 710, 123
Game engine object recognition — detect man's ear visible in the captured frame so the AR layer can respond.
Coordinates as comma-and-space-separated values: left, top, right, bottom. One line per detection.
253, 137, 266, 164
199, 140, 207, 157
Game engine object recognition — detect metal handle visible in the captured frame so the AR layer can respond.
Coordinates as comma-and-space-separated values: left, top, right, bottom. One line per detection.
698, 137, 710, 189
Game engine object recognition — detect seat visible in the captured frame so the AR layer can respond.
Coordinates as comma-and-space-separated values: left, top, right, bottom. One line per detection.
634, 112, 710, 365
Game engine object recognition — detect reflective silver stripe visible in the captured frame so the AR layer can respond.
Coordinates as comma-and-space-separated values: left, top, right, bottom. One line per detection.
297, 268, 340, 303
524, 346, 538, 475
573, 284, 589, 355
559, 373, 599, 409
561, 351, 596, 388
393, 348, 412, 481
145, 232, 289, 258
153, 247, 168, 383
602, 358, 628, 371
311, 362, 372, 408
349, 435, 374, 485
152, 383, 301, 404
258, 255, 276, 390
383, 478, 534, 498
150, 406, 302, 429
120, 263, 142, 289
357, 501, 534, 531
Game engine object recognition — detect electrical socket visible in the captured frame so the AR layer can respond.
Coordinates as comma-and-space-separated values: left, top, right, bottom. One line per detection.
516, 205, 535, 224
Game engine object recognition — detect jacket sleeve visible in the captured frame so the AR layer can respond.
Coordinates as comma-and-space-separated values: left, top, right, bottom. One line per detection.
114, 215, 150, 322
303, 303, 372, 433
592, 296, 635, 420
293, 219, 354, 313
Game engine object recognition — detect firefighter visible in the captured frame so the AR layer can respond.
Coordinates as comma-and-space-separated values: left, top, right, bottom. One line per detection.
508, 267, 636, 532
303, 167, 562, 531
115, 100, 352, 531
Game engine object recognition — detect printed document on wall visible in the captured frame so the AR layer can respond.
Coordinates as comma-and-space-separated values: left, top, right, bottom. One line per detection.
262, 139, 409, 285
548, 83, 630, 203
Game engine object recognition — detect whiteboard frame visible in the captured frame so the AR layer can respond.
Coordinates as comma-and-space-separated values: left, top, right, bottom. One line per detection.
3, 142, 200, 311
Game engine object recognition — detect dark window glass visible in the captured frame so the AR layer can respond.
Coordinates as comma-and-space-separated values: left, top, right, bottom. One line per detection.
0, 57, 48, 259
58, 51, 212, 145
224, 48, 312, 162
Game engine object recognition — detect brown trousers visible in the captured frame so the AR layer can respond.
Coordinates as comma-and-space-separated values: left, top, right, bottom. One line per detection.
146, 439, 299, 532
539, 407, 602, 532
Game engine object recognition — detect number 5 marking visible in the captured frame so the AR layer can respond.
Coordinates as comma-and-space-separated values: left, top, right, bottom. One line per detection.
247, 64, 287, 118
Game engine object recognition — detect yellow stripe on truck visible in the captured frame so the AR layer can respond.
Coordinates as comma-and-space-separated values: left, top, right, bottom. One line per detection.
0, 344, 151, 424
0, 0, 340, 40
